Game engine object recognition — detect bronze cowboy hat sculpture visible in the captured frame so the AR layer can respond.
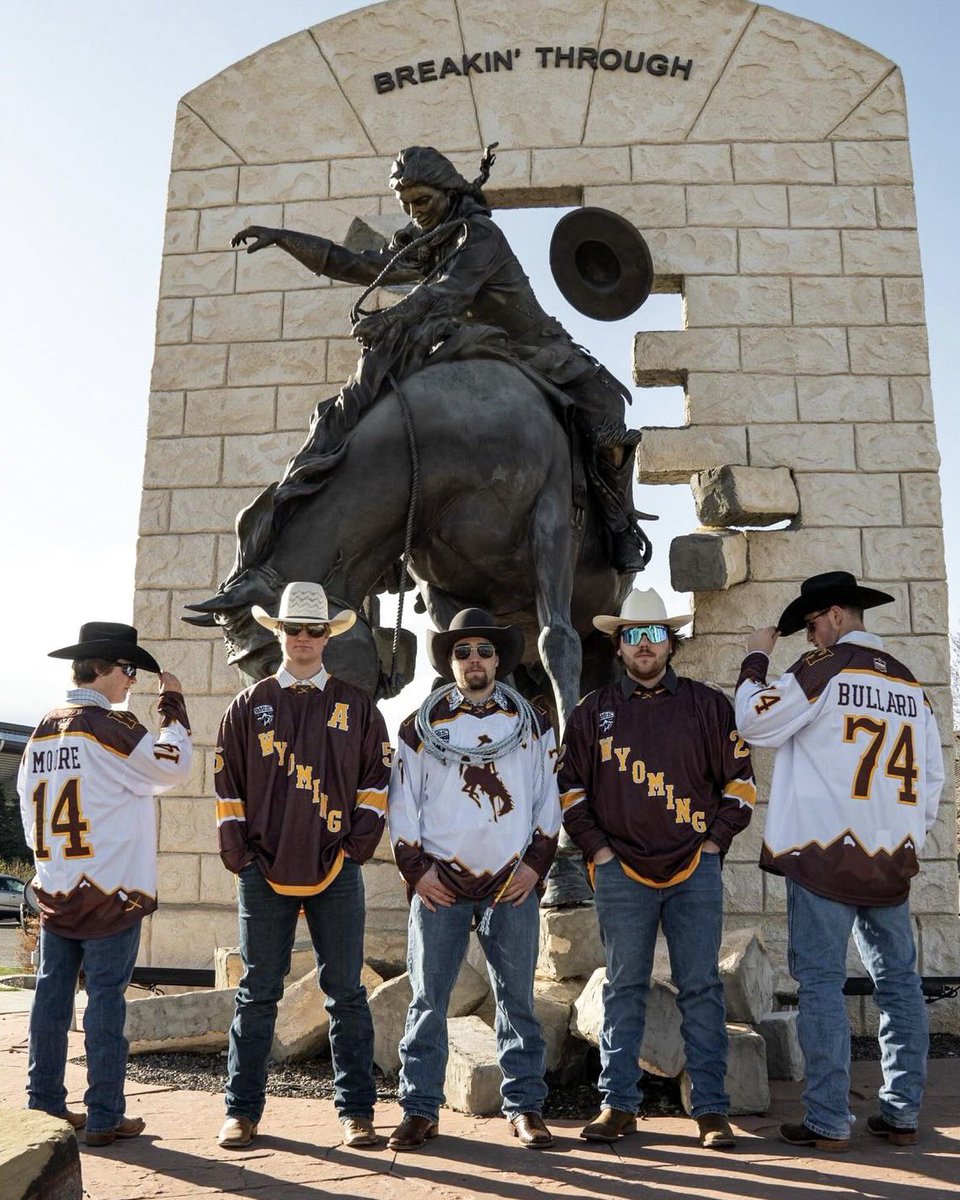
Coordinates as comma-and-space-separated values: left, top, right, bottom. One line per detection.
550, 207, 654, 321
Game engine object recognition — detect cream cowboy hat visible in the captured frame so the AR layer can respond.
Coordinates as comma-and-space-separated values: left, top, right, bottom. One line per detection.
592, 588, 692, 635
251, 582, 356, 637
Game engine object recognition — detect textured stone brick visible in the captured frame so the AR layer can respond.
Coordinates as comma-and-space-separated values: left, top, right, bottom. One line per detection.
160, 251, 235, 298
159, 797, 218, 855
693, 582, 798, 635
184, 388, 276, 436
788, 185, 876, 228
444, 1016, 501, 1115
633, 143, 732, 183
139, 490, 170, 535
855, 423, 939, 472
198, 204, 283, 253
643, 227, 738, 277
834, 141, 913, 185
146, 906, 239, 969
236, 249, 324, 293
222, 431, 302, 486
151, 344, 227, 391
144, 437, 221, 487
168, 166, 238, 209
747, 528, 862, 582
758, 1011, 804, 1080
910, 582, 948, 634
140, 639, 212, 692
634, 330, 739, 385
684, 276, 790, 327
193, 293, 283, 343
693, 465, 798, 527
637, 426, 747, 484
749, 423, 855, 470
283, 287, 366, 339
672, 634, 755, 689
156, 298, 192, 344
148, 392, 185, 437
722, 862, 764, 913
842, 230, 922, 275
796, 376, 890, 423
239, 161, 329, 203
890, 377, 933, 421
794, 472, 901, 526
277, 385, 328, 430
134, 589, 171, 641
200, 855, 238, 906
686, 373, 796, 425
732, 142, 834, 183
126, 988, 236, 1053
227, 340, 327, 387
740, 229, 841, 275
670, 529, 747, 592
792, 276, 884, 326
169, 487, 260, 534
740, 328, 847, 375
137, 534, 218, 589
536, 905, 604, 981
163, 209, 199, 254
901, 474, 943, 528
883, 277, 925, 324
862, 528, 944, 581
849, 326, 929, 375
584, 184, 686, 228
171, 102, 242, 171
830, 70, 908, 140
157, 853, 200, 904
876, 185, 917, 229
532, 147, 630, 188
687, 185, 787, 227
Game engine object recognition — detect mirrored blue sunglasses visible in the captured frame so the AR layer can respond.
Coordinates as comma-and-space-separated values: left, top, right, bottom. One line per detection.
620, 624, 669, 645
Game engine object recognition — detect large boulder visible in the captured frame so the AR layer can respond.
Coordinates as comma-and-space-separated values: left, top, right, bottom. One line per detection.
444, 1016, 502, 1116
126, 988, 238, 1053
271, 963, 384, 1063
537, 905, 605, 981
570, 967, 685, 1078
680, 1023, 770, 1116
0, 1108, 81, 1200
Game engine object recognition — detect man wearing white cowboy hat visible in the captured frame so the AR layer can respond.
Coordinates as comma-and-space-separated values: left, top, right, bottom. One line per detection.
214, 582, 390, 1150
387, 608, 561, 1151
736, 571, 944, 1152
18, 621, 192, 1146
560, 588, 755, 1150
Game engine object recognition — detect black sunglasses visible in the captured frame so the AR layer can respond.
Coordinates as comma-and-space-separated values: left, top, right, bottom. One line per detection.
280, 623, 329, 638
804, 608, 831, 633
115, 662, 138, 678
452, 642, 496, 660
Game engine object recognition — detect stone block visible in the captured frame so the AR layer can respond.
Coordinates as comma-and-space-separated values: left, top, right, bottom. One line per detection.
227, 340, 327, 388
327, 338, 360, 381
862, 528, 944, 582
834, 141, 913, 185
883, 277, 925, 325
156, 298, 192, 343
148, 391, 185, 438
145, 905, 240, 969
137, 534, 218, 589
571, 967, 685, 1079
882, 636, 950, 687
170, 486, 260, 535
732, 142, 834, 184
362, 860, 407, 909
684, 276, 790, 327
282, 200, 384, 248
794, 472, 902, 526
756, 1011, 803, 1080
718, 929, 775, 1024
876, 186, 917, 229
740, 328, 847, 375
272, 963, 383, 1063
221, 431, 303, 487
739, 230, 841, 275
370, 962, 489, 1075
792, 276, 884, 326
536, 904, 604, 981
831, 70, 908, 140
634, 330, 739, 385
532, 147, 630, 189
364, 909, 409, 976
151, 344, 227, 391
680, 1024, 769, 1115
139, 490, 170, 535
443, 1016, 501, 1116
193, 293, 282, 344
687, 185, 787, 227
163, 208, 200, 255
747, 527, 862, 582
637, 427, 747, 485
789, 185, 878, 228
168, 167, 238, 210
585, 184, 689, 229
856, 424, 939, 472
158, 796, 217, 856
213, 943, 317, 991
672, 635, 755, 691
693, 466, 799, 528
327, 157, 394, 198
157, 853, 200, 905
890, 377, 933, 422
282, 286, 366, 340
750, 423, 856, 471
796, 375, 890, 423
632, 143, 732, 184
171, 103, 241, 171
909, 582, 948, 641
643, 227, 738, 277
160, 252, 235, 298
722, 862, 764, 915
692, 582, 798, 635
850, 327, 929, 376
133, 589, 171, 641
236, 248, 324, 293
907, 858, 958, 915
144, 437, 222, 488
842, 230, 922, 276
533, 978, 591, 1080
0, 1109, 81, 1200
239, 161, 329, 204
126, 988, 237, 1053
198, 204, 283, 253
201, 857, 239, 907
277, 385, 327, 430
670, 530, 747, 593
686, 373, 796, 426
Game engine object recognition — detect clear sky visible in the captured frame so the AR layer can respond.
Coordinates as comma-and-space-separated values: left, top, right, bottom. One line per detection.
2, 0, 957, 729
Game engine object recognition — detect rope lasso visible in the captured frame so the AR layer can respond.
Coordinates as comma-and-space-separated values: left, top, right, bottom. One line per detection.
415, 680, 550, 933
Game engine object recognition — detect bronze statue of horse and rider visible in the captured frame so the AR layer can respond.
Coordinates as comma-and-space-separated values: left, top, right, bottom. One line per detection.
185, 144, 656, 729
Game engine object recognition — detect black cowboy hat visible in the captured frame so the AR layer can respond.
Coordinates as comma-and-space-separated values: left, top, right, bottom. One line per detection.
48, 622, 162, 674
777, 572, 895, 637
549, 207, 654, 321
426, 608, 524, 681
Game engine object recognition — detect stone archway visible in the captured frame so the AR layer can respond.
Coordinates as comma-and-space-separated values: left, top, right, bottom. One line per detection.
135, 0, 954, 1013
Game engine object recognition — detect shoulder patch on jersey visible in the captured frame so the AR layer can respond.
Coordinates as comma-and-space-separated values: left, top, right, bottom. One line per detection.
107, 710, 140, 729
802, 647, 834, 667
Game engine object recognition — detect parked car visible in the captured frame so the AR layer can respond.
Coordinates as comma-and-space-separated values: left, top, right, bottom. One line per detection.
0, 874, 26, 922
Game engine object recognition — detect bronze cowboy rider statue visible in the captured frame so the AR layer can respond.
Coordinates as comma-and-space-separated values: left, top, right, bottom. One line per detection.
215, 144, 652, 605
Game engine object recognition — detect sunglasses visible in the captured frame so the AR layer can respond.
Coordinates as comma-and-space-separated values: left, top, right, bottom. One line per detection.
804, 608, 831, 633
452, 642, 496, 660
116, 662, 138, 678
620, 624, 669, 645
280, 623, 329, 638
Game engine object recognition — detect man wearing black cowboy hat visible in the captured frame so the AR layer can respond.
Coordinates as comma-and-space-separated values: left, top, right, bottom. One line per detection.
17, 622, 192, 1146
387, 608, 561, 1151
735, 572, 945, 1151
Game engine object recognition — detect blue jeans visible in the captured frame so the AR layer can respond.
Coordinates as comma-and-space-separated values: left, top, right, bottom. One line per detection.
226, 859, 376, 1122
593, 852, 728, 1117
399, 891, 547, 1120
28, 921, 142, 1134
786, 879, 928, 1139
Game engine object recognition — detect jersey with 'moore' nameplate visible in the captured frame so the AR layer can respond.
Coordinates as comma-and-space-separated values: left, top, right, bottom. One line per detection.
17, 693, 193, 938
735, 632, 944, 906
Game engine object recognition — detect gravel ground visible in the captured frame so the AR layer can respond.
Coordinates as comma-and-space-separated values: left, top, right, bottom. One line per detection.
116, 1034, 960, 1120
